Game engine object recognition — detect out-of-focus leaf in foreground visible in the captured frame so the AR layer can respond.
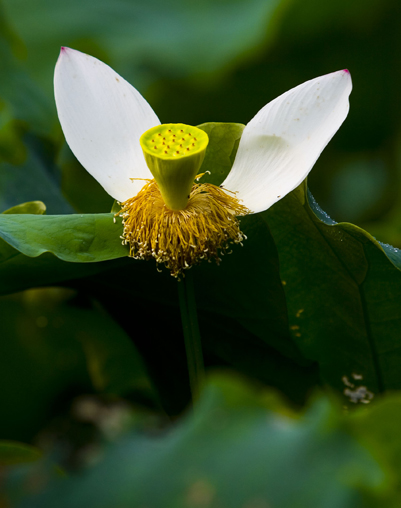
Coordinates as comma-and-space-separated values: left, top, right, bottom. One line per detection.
16, 375, 384, 508
350, 393, 401, 506
0, 441, 42, 466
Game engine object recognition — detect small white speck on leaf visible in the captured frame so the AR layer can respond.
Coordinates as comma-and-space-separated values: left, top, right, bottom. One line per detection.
342, 375, 374, 404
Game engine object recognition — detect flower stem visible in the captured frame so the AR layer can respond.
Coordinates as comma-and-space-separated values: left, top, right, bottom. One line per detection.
178, 270, 205, 403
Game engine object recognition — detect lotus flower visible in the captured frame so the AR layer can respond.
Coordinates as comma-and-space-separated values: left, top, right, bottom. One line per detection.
55, 48, 351, 276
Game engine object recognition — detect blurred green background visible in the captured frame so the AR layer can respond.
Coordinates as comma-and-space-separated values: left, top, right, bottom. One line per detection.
2, 0, 401, 501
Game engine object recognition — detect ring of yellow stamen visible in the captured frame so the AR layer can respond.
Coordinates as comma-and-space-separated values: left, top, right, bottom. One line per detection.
118, 176, 250, 277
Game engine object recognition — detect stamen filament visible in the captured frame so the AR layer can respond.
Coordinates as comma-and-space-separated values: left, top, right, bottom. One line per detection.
118, 177, 250, 277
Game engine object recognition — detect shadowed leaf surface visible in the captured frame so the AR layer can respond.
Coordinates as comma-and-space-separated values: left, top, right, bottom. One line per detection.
264, 181, 401, 399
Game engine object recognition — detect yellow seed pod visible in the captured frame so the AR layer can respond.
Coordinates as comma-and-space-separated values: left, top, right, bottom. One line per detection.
140, 123, 209, 210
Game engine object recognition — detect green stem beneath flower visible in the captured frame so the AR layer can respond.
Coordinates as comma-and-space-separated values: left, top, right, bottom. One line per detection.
177, 270, 205, 403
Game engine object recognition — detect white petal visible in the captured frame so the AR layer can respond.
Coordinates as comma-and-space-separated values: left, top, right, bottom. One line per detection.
54, 47, 160, 201
222, 70, 352, 213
